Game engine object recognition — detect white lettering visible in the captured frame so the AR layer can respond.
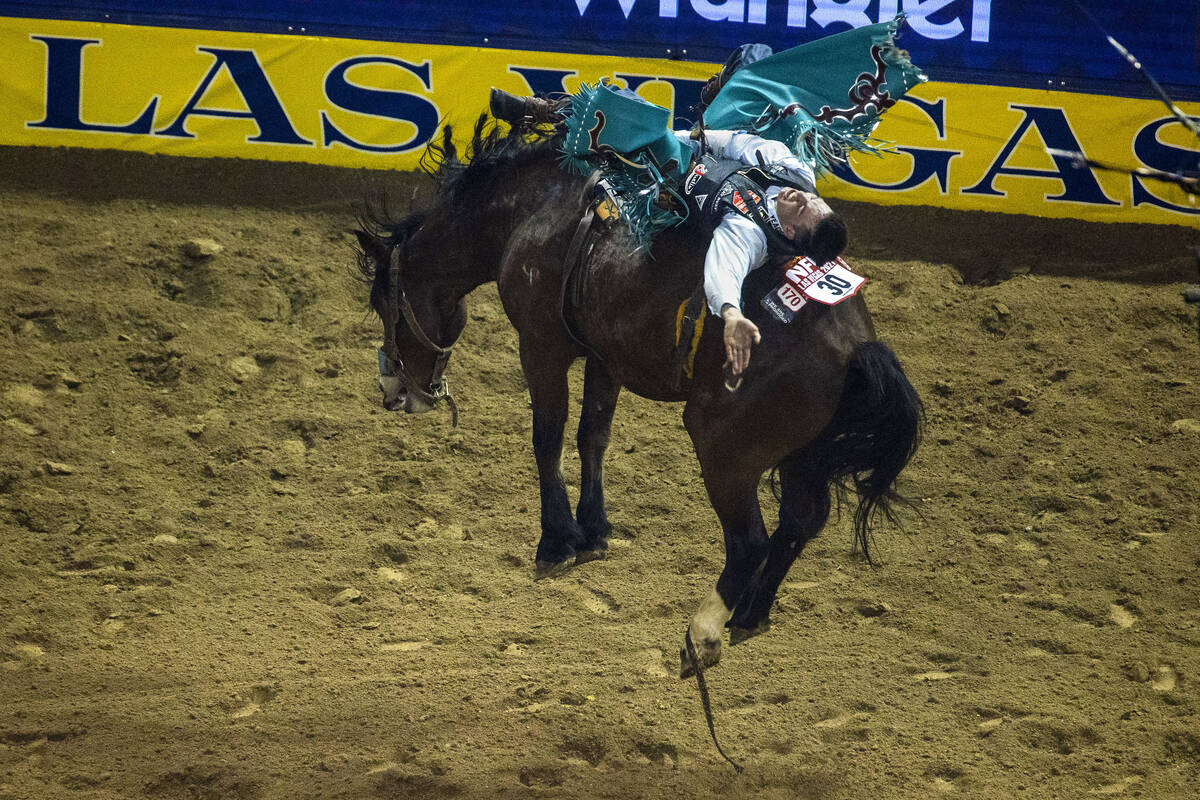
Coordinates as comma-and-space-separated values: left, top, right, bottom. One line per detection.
785, 256, 817, 284
971, 0, 992, 42
903, 0, 963, 40
690, 0, 744, 23
571, 0, 991, 42
786, 0, 807, 27
811, 0, 871, 29
574, 0, 672, 18
884, 1, 990, 42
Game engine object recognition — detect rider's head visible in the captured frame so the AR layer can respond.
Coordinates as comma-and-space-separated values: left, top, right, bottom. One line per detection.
774, 188, 825, 240
775, 188, 846, 263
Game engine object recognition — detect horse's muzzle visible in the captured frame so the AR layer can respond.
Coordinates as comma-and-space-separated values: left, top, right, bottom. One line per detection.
380, 375, 435, 414
380, 373, 406, 412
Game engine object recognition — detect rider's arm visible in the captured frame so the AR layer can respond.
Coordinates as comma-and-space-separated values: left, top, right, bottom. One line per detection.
704, 214, 768, 315
707, 215, 766, 377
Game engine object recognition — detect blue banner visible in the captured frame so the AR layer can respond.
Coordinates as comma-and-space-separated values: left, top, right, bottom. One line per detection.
2, 1, 1197, 100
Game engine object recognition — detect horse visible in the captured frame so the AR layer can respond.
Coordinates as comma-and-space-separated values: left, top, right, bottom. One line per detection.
354, 115, 922, 675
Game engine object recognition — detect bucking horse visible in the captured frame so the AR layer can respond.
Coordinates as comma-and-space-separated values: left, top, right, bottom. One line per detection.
354, 115, 921, 676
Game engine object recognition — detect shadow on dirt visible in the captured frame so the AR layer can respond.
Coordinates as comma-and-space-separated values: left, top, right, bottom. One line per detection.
837, 199, 1197, 286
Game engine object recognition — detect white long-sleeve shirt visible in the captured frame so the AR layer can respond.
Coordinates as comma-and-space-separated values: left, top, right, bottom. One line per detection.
673, 130, 817, 315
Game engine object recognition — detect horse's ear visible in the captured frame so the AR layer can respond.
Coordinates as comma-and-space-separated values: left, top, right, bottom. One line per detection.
354, 229, 389, 265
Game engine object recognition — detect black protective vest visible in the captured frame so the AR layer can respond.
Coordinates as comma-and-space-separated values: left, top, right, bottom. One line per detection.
679, 153, 817, 256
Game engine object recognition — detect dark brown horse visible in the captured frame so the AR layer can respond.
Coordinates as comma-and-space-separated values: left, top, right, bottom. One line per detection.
354, 116, 921, 674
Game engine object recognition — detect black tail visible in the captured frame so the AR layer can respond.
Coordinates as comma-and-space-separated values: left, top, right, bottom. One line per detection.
813, 340, 922, 564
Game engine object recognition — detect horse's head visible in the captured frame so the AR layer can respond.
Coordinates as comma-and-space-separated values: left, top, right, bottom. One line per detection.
355, 222, 466, 421
354, 118, 552, 423
775, 188, 847, 264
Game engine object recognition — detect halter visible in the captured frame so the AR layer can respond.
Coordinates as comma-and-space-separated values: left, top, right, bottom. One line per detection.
377, 242, 459, 426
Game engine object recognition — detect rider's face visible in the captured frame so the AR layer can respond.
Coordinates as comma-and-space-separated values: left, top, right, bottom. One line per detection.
775, 188, 829, 240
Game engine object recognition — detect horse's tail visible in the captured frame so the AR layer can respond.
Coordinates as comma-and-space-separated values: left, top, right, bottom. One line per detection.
814, 340, 923, 564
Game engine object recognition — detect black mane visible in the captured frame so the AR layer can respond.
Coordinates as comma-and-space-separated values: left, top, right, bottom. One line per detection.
355, 113, 561, 308
354, 204, 425, 311
427, 114, 560, 218
366, 112, 559, 236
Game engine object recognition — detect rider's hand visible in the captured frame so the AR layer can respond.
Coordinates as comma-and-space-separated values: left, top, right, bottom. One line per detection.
721, 305, 761, 377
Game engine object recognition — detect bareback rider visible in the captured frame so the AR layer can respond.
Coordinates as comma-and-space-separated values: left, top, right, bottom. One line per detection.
490, 91, 841, 379
670, 127, 845, 378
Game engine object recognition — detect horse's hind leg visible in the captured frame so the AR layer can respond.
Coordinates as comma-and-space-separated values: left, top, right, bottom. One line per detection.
522, 343, 587, 577
575, 357, 620, 563
681, 468, 770, 677
728, 451, 831, 642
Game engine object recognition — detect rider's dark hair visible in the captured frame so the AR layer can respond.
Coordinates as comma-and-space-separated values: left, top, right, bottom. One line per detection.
806, 214, 848, 264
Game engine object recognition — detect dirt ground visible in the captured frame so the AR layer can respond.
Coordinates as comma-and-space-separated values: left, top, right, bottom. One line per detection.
1, 144, 1198, 800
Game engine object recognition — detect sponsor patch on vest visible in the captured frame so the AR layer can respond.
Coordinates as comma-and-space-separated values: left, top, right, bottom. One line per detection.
684, 162, 707, 193
731, 191, 749, 214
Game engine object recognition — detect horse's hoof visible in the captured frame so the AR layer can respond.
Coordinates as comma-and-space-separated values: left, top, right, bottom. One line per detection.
534, 556, 577, 580
575, 548, 607, 565
680, 646, 695, 680
679, 639, 722, 679
728, 618, 770, 646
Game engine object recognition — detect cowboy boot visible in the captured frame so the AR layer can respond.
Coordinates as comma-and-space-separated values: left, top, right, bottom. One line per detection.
697, 42, 773, 111
489, 89, 567, 124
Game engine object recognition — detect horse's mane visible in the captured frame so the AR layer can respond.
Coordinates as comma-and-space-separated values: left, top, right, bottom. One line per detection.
422, 113, 561, 217
354, 113, 560, 306
359, 114, 558, 242
354, 202, 424, 311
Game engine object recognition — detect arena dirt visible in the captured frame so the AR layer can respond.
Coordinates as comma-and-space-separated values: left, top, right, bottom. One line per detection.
0, 145, 1197, 800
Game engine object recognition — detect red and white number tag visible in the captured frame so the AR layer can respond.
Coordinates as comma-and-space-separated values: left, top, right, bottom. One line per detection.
761, 256, 866, 323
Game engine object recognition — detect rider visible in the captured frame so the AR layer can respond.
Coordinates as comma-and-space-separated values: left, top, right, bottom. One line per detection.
489, 91, 840, 380
672, 40, 847, 378
670, 127, 844, 378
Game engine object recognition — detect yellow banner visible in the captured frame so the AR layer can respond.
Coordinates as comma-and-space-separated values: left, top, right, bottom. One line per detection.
1, 16, 1196, 225
842, 82, 1200, 224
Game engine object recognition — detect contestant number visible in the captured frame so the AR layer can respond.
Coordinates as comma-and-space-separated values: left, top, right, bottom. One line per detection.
815, 273, 853, 295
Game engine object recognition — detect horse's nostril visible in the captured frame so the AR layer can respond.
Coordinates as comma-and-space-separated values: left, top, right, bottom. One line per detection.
380, 379, 408, 412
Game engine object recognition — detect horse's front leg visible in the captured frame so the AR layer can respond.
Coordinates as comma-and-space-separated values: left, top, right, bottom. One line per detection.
522, 342, 587, 578
575, 357, 620, 562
